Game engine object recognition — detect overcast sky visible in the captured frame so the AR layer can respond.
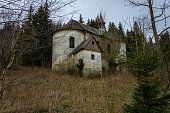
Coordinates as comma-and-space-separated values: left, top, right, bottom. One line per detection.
62, 0, 170, 36
63, 0, 144, 29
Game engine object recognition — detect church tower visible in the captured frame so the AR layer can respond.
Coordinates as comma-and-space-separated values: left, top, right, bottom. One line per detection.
98, 15, 106, 35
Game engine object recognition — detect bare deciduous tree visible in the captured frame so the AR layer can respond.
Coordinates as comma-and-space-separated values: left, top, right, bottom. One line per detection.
0, 0, 77, 108
124, 0, 170, 47
124, 0, 170, 98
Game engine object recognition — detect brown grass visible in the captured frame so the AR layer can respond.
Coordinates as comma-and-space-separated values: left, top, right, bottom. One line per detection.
1, 67, 136, 113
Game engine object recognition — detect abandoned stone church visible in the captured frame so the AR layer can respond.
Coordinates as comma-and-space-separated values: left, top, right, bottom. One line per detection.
52, 16, 126, 73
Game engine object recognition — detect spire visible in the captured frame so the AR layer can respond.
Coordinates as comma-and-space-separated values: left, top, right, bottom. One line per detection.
99, 15, 104, 23
98, 15, 106, 35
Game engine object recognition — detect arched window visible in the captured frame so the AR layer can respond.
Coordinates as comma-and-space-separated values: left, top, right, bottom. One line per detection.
108, 44, 110, 54
69, 37, 75, 48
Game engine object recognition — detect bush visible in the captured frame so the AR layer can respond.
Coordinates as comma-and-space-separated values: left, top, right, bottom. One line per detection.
76, 59, 84, 77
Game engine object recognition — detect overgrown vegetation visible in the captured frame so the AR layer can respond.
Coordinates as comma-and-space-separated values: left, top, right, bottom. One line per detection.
0, 67, 135, 113
76, 59, 84, 77
124, 49, 170, 112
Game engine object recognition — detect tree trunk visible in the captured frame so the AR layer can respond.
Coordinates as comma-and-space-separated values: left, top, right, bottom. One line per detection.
148, 0, 159, 47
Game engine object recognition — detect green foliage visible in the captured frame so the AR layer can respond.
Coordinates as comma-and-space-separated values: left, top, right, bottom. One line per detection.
108, 22, 118, 33
20, 3, 54, 67
160, 31, 170, 62
76, 59, 84, 77
124, 33, 170, 113
118, 22, 125, 37
86, 16, 99, 29
125, 22, 145, 57
79, 14, 84, 24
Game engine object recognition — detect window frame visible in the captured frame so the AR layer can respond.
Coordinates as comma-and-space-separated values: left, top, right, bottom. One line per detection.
69, 37, 75, 48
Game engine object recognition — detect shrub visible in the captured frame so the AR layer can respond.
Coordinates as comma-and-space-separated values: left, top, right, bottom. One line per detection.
76, 59, 84, 77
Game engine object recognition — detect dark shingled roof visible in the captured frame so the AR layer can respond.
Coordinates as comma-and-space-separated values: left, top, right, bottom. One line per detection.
60, 19, 100, 35
71, 37, 103, 55
71, 38, 92, 55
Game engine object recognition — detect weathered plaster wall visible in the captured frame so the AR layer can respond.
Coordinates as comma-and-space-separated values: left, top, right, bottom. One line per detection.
74, 50, 102, 73
52, 30, 91, 70
52, 29, 125, 72
116, 42, 126, 71
95, 36, 120, 70
119, 42, 126, 58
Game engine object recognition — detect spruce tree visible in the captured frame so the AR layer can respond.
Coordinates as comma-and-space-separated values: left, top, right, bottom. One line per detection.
118, 22, 124, 36
108, 22, 117, 33
126, 29, 136, 54
20, 5, 36, 66
79, 14, 84, 24
124, 29, 170, 113
125, 22, 145, 57
87, 18, 90, 26
160, 31, 170, 62
32, 2, 53, 66
86, 16, 99, 29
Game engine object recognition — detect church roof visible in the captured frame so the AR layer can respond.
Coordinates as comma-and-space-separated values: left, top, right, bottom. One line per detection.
59, 19, 100, 35
71, 37, 102, 55
72, 38, 92, 55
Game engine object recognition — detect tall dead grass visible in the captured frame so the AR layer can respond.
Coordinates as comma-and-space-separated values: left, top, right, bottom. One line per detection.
1, 67, 136, 113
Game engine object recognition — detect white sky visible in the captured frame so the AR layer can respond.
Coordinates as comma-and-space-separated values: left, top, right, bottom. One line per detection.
61, 0, 170, 36
64, 0, 141, 29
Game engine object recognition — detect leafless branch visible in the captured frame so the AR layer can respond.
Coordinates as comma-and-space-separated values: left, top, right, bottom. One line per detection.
125, 0, 149, 7
159, 27, 170, 36
155, 15, 170, 23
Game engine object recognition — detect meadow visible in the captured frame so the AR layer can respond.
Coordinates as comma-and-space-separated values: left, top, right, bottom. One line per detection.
1, 67, 136, 113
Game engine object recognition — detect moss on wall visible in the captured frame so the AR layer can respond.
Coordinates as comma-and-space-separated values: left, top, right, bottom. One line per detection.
94, 35, 120, 70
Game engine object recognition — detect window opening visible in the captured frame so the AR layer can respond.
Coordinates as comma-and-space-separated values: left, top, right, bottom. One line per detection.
69, 37, 74, 48
91, 54, 95, 60
92, 41, 94, 45
108, 44, 110, 54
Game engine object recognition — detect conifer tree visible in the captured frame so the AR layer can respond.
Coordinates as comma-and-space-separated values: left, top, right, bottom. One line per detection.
87, 18, 90, 26
20, 5, 36, 66
160, 31, 170, 61
79, 14, 84, 24
126, 29, 136, 54
125, 22, 145, 56
108, 22, 117, 33
86, 16, 99, 29
118, 22, 124, 36
31, 2, 53, 66
124, 29, 170, 113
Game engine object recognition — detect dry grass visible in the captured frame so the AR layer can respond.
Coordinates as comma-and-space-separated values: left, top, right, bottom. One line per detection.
1, 67, 136, 113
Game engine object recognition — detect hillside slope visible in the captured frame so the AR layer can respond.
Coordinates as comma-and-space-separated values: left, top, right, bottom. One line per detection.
1, 67, 136, 113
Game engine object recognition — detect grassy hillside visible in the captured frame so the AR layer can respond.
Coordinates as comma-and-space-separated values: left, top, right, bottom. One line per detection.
1, 67, 136, 113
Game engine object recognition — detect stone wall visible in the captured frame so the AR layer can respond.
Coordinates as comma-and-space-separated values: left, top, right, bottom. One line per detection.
95, 36, 121, 71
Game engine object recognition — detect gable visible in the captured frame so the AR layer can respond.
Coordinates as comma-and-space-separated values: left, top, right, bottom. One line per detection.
71, 37, 102, 55
84, 37, 101, 52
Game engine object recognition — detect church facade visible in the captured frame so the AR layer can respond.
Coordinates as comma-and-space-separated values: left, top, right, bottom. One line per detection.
52, 16, 126, 73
